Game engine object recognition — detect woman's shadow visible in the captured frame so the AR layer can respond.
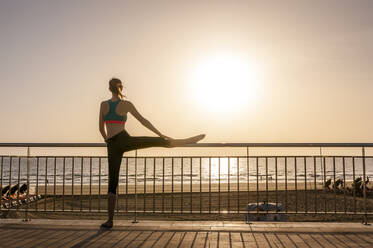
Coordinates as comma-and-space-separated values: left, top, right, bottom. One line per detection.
70, 227, 112, 248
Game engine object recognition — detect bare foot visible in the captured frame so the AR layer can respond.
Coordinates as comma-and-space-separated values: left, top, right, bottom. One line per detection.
168, 134, 205, 147
185, 134, 206, 144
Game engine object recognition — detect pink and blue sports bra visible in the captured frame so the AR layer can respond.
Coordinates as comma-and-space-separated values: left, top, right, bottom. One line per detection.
103, 99, 127, 124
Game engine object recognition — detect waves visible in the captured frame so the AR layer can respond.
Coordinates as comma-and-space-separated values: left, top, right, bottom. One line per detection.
1, 156, 373, 185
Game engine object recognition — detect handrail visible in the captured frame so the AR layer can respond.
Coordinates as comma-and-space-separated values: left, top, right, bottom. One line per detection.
1, 142, 373, 147
0, 142, 371, 223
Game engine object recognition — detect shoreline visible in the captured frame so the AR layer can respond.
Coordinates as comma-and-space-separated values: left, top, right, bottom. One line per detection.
32, 181, 365, 195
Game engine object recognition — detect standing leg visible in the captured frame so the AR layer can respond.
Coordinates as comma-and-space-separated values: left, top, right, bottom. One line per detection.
101, 143, 123, 228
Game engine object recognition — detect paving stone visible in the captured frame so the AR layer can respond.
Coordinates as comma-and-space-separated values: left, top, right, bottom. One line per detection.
127, 231, 153, 248
178, 232, 197, 247
149, 232, 172, 247
219, 232, 230, 245
193, 232, 208, 247
265, 233, 285, 248
141, 231, 164, 248
298, 234, 324, 248
275, 234, 297, 248
112, 231, 142, 248
206, 231, 218, 248
54, 230, 93, 248
166, 232, 185, 248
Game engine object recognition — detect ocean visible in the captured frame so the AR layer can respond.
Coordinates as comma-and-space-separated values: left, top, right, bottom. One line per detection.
1, 156, 373, 186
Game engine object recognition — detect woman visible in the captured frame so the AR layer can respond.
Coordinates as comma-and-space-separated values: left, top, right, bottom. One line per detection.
99, 78, 205, 228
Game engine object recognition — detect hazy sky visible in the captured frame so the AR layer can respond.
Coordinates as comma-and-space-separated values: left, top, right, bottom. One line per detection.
1, 0, 373, 144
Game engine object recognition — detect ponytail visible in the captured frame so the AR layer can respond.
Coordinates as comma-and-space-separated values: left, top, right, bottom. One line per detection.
116, 85, 124, 100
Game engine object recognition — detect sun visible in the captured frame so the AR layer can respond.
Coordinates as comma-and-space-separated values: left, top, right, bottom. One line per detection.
188, 53, 260, 114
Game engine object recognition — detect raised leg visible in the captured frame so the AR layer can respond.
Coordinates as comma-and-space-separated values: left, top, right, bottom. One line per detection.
120, 136, 171, 153
120, 134, 205, 152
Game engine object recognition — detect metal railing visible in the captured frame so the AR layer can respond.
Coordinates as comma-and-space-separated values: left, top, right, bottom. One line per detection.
0, 143, 372, 223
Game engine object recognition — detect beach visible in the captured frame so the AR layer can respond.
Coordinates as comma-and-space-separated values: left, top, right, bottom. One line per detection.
5, 181, 373, 222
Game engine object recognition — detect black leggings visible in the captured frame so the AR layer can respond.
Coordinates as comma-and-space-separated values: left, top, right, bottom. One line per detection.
106, 130, 170, 194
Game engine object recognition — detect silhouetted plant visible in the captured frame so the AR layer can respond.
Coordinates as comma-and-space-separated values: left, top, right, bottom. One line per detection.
352, 177, 363, 196
332, 178, 344, 192
324, 178, 332, 190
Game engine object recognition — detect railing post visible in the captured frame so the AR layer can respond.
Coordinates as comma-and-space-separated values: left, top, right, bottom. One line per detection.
362, 147, 368, 225
0, 156, 2, 213
320, 147, 327, 214
132, 150, 138, 223
246, 146, 250, 224
23, 146, 30, 222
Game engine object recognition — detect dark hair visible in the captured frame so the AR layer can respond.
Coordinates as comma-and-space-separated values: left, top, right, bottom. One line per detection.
109, 78, 125, 99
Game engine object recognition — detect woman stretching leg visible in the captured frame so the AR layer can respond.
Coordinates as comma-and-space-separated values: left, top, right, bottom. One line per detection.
99, 78, 205, 228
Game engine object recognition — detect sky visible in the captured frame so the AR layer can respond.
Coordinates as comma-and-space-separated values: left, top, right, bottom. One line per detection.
1, 0, 373, 148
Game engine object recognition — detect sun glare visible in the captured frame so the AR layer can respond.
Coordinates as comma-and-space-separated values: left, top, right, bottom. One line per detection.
189, 53, 260, 114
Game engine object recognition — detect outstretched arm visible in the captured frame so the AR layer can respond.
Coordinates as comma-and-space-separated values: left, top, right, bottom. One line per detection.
99, 102, 107, 142
127, 101, 165, 137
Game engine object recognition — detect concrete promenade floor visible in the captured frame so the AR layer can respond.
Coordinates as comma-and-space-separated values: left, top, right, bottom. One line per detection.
1, 219, 373, 247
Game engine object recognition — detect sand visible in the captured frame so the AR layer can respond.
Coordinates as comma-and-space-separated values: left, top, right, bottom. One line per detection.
3, 181, 373, 222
